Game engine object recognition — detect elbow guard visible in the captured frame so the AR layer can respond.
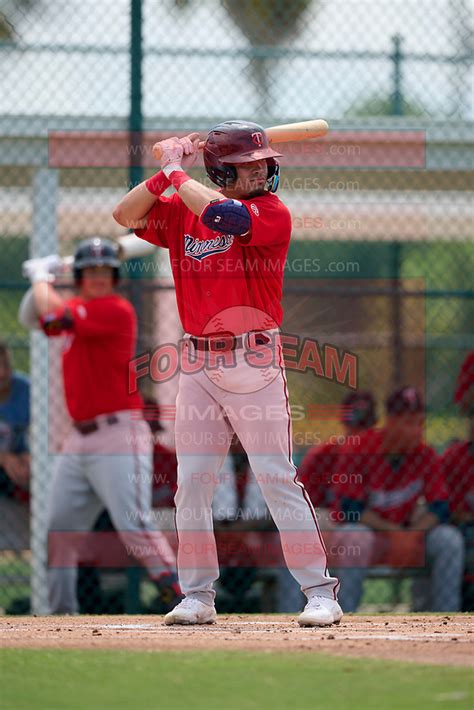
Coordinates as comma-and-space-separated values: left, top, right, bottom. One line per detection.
200, 198, 251, 236
40, 308, 74, 336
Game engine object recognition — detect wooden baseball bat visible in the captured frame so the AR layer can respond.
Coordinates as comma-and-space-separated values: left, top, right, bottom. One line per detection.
266, 119, 329, 143
152, 119, 329, 159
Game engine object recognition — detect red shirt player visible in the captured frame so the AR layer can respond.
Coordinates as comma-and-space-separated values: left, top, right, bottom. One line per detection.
441, 351, 474, 610
441, 439, 474, 524
332, 387, 464, 612
441, 351, 474, 524
298, 391, 377, 524
24, 238, 179, 614
113, 121, 342, 628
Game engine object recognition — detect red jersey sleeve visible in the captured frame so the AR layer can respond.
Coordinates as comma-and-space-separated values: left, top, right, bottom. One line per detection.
440, 442, 474, 515
40, 303, 74, 337
298, 442, 337, 507
298, 446, 324, 507
422, 447, 449, 503
334, 447, 367, 502
239, 195, 292, 247
40, 296, 135, 339
134, 193, 182, 248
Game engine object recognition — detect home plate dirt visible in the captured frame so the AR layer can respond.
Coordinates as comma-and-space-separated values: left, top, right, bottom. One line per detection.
1, 615, 473, 666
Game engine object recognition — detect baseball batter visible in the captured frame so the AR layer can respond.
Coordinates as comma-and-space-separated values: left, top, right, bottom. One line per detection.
24, 239, 180, 614
113, 121, 342, 626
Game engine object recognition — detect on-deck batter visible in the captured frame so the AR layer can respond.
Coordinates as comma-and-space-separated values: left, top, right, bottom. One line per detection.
113, 121, 342, 627
24, 239, 181, 614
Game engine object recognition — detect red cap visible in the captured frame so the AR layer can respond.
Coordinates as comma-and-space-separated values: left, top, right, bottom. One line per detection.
386, 387, 424, 415
341, 390, 377, 428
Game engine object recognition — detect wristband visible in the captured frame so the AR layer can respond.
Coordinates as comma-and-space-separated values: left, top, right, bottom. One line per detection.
162, 162, 182, 178
165, 169, 191, 191
145, 171, 171, 197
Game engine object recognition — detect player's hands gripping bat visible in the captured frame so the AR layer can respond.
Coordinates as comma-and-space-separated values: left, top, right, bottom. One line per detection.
153, 133, 201, 171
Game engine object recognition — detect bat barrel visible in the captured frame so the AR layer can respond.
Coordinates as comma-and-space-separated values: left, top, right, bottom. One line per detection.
151, 120, 328, 160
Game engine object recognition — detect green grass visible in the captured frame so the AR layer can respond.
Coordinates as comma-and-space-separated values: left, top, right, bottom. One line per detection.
0, 555, 30, 613
1, 649, 473, 710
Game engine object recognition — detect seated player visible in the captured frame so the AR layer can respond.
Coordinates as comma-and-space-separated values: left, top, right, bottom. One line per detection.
0, 342, 30, 554
297, 391, 377, 529
440, 351, 474, 610
332, 387, 464, 612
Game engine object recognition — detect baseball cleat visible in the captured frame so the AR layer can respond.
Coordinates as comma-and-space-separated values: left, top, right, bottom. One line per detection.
164, 597, 217, 625
297, 596, 343, 627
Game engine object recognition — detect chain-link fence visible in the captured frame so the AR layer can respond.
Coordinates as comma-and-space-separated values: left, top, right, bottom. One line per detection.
0, 0, 472, 615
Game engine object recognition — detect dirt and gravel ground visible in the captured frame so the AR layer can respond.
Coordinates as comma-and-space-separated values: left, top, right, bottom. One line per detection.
1, 614, 472, 666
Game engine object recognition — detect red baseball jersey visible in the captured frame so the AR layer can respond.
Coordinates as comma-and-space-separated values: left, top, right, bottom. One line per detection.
298, 441, 340, 508
135, 191, 292, 336
440, 441, 474, 516
333, 428, 448, 525
40, 294, 143, 421
454, 351, 474, 403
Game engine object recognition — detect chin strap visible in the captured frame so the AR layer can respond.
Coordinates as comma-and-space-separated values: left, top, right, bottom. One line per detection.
267, 163, 280, 193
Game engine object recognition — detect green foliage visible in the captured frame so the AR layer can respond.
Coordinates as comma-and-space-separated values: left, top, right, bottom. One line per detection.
223, 0, 314, 46
0, 235, 31, 371
284, 240, 473, 445
0, 0, 35, 40
346, 94, 428, 117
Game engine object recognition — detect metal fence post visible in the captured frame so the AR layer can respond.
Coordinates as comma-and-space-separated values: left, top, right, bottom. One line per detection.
391, 34, 404, 116
126, 0, 144, 613
127, 0, 145, 355
30, 167, 59, 615
390, 242, 403, 389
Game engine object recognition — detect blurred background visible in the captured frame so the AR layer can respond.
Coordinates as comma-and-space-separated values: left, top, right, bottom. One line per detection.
0, 0, 472, 615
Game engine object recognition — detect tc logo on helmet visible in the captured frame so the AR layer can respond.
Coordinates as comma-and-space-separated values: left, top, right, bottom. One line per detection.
251, 132, 264, 147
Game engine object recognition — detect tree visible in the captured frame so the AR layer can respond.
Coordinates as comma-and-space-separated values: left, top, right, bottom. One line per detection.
345, 93, 428, 118
222, 0, 317, 116
0, 0, 36, 40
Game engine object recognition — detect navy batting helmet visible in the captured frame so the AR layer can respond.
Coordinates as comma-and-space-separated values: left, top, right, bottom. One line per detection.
203, 120, 282, 192
73, 238, 121, 283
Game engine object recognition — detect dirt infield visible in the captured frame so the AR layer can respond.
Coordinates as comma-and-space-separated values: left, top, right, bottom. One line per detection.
1, 614, 473, 666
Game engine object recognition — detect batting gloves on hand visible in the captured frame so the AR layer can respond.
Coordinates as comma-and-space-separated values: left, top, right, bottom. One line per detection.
180, 132, 200, 170
156, 134, 200, 177
157, 137, 184, 177
22, 254, 63, 283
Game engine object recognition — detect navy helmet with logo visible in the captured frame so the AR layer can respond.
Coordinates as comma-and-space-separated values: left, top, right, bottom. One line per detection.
203, 120, 282, 192
73, 237, 121, 283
